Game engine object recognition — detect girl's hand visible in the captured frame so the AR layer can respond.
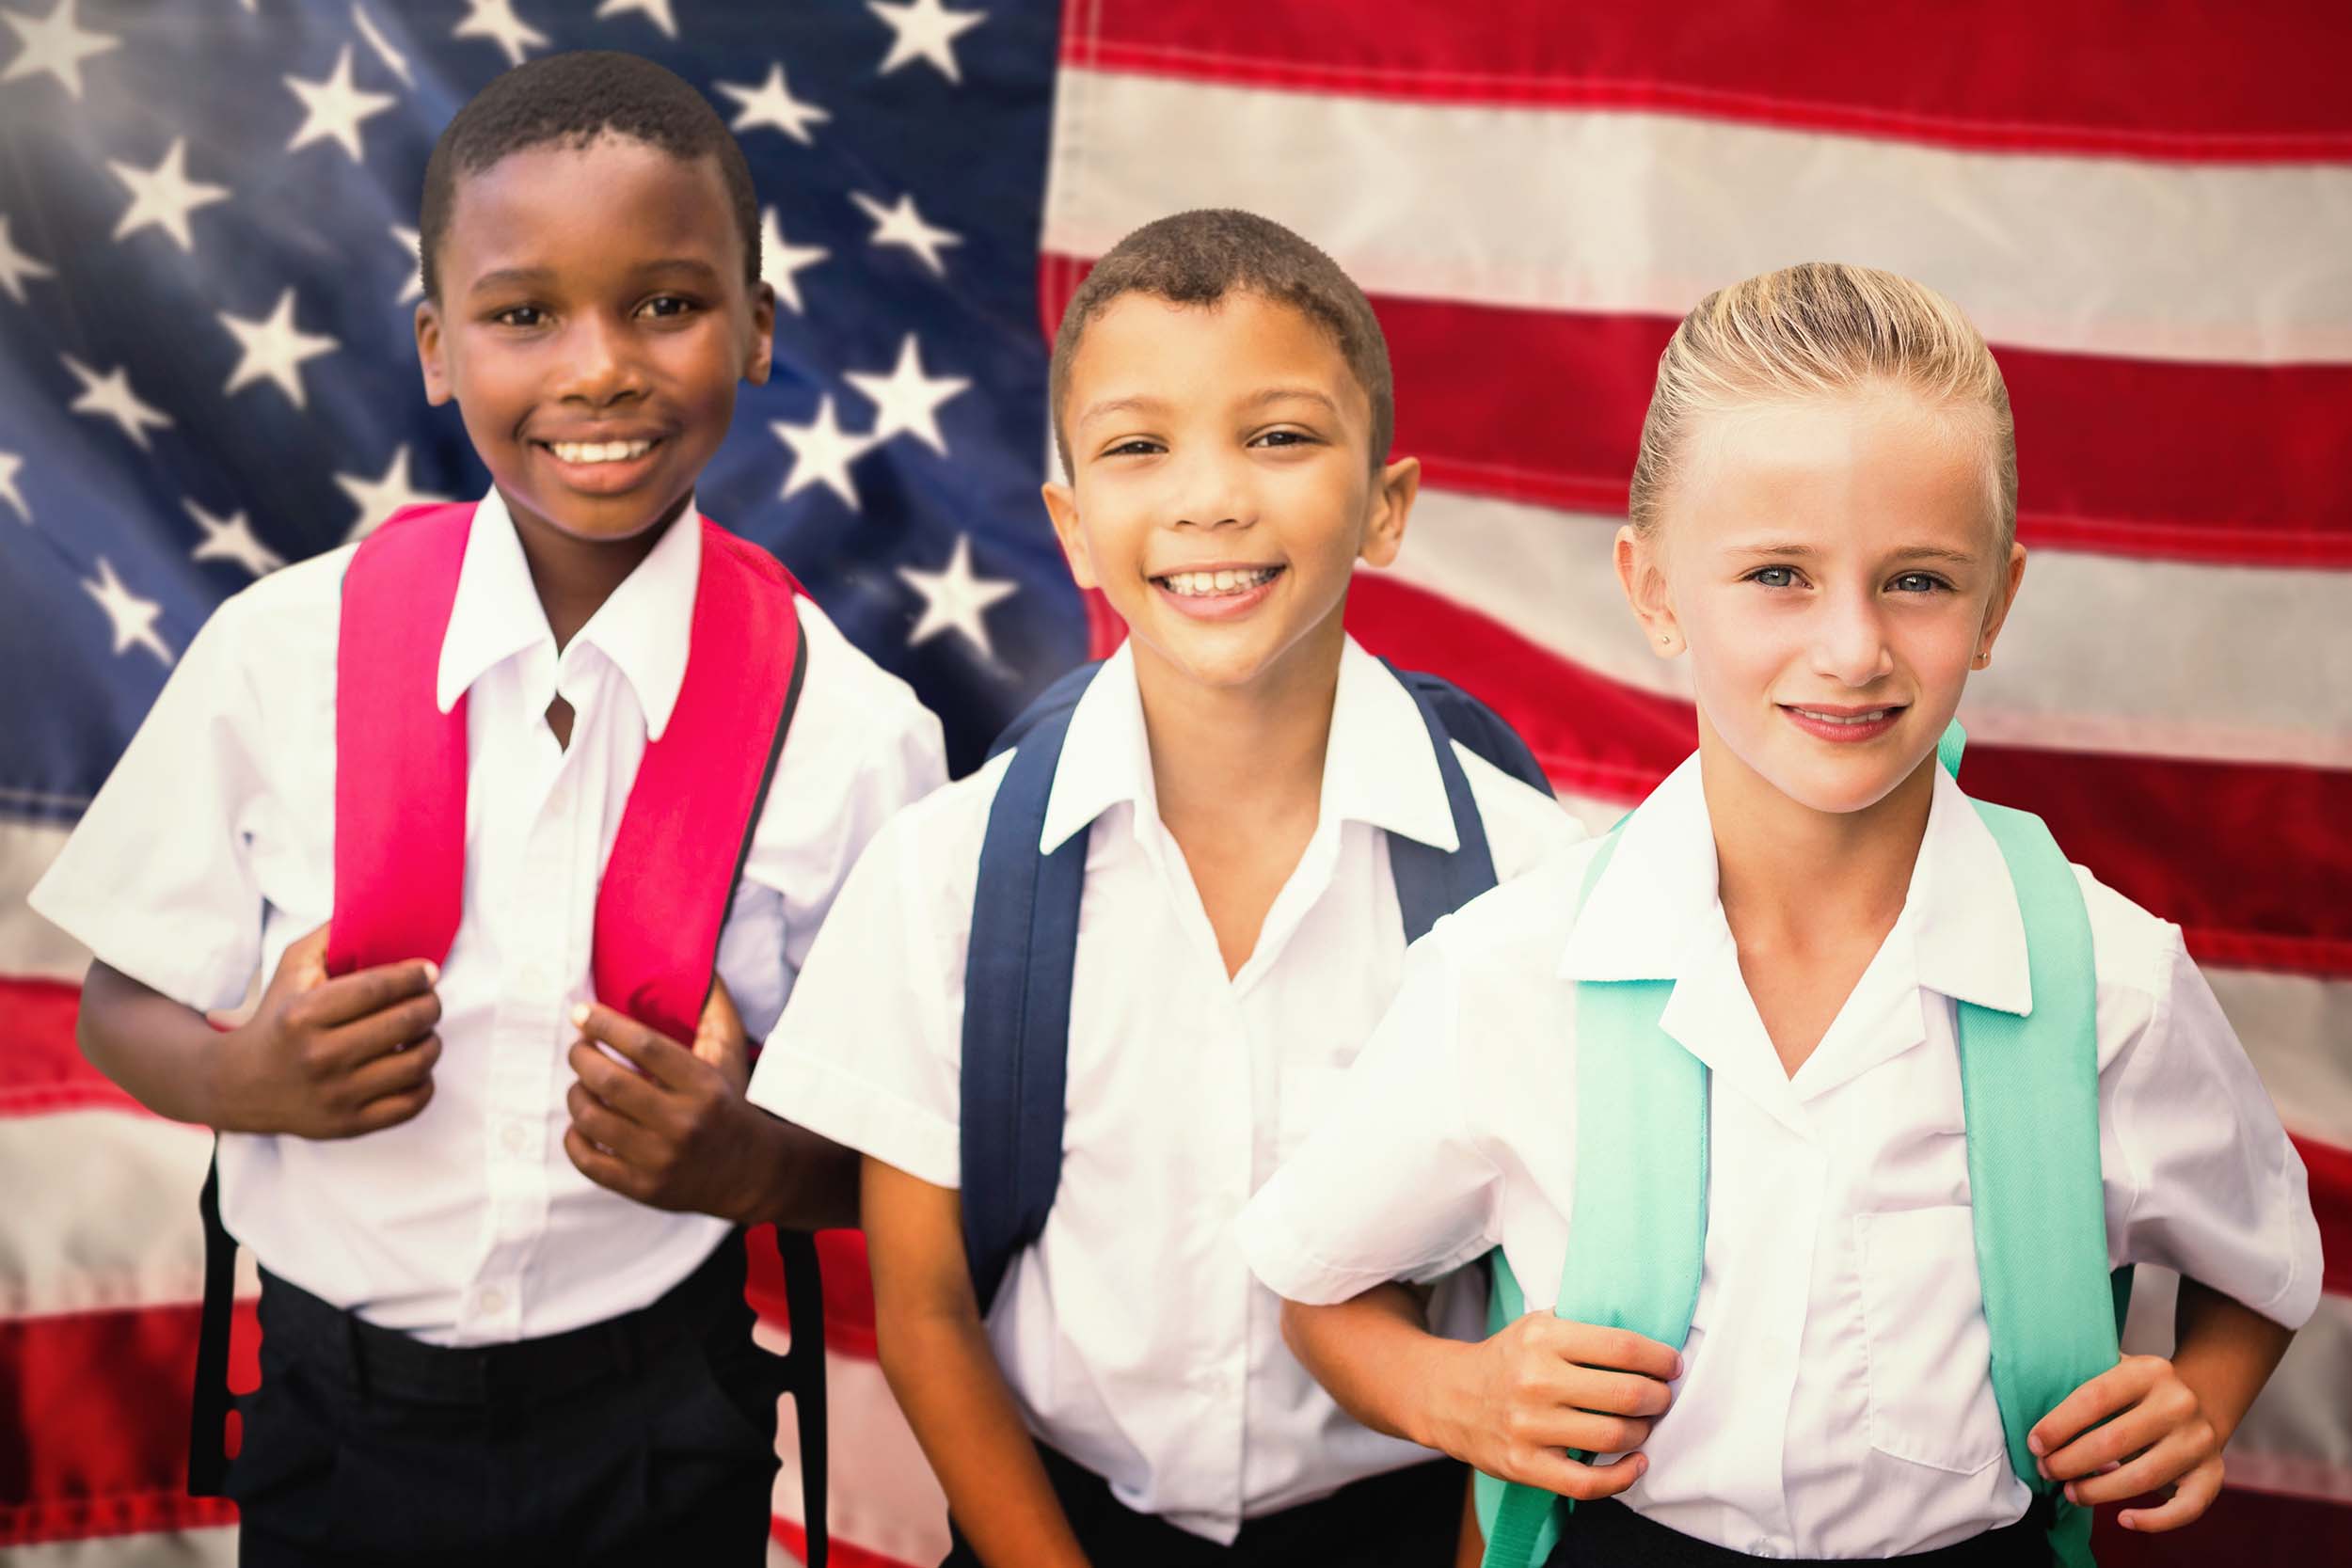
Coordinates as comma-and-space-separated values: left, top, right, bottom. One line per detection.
1429, 1312, 1680, 1501
2030, 1354, 2224, 1532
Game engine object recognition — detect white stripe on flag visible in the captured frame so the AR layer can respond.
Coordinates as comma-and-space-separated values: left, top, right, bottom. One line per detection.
1375, 490, 2352, 770
1042, 69, 2352, 366
759, 1326, 951, 1568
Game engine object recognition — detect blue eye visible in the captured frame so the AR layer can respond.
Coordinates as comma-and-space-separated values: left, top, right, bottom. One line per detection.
1748, 565, 1798, 588
1891, 572, 1948, 594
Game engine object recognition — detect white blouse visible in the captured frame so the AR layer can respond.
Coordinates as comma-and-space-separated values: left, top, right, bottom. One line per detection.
1239, 752, 2322, 1559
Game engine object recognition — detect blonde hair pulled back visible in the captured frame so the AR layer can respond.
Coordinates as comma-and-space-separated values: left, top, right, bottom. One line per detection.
1628, 262, 2016, 546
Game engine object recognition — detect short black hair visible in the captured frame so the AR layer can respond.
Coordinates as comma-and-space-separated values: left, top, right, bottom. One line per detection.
1049, 209, 1393, 475
418, 50, 759, 302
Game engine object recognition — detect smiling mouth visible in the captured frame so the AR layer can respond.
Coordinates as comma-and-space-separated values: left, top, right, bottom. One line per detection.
1151, 565, 1284, 598
539, 437, 660, 466
1783, 705, 1903, 726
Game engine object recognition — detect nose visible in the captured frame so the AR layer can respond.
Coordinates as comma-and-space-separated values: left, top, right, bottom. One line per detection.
550, 310, 646, 408
1808, 584, 1897, 689
1164, 446, 1254, 533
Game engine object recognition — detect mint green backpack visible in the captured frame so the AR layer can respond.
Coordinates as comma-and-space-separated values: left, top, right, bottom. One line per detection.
1474, 728, 2132, 1568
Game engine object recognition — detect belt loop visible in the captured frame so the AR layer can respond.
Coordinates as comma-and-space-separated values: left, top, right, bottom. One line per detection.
342, 1311, 372, 1404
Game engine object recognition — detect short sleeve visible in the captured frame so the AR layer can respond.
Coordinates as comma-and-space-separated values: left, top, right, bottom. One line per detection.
27, 604, 269, 1013
1238, 931, 1503, 1304
2101, 924, 2324, 1331
741, 598, 947, 984
746, 793, 966, 1189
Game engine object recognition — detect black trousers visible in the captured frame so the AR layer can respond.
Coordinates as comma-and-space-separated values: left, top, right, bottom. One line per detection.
941, 1444, 1466, 1567
1541, 1496, 2057, 1568
229, 1239, 785, 1568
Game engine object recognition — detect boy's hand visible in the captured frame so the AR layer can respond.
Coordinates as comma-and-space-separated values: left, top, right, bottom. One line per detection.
215, 924, 443, 1138
1431, 1311, 1678, 1501
563, 980, 760, 1217
2030, 1354, 2224, 1531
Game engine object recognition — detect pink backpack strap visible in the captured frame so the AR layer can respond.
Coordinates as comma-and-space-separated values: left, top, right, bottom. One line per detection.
593, 519, 806, 1044
326, 502, 476, 978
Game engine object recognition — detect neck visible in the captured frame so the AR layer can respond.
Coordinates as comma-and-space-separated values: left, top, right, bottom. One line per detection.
1132, 616, 1343, 839
1700, 715, 1934, 951
505, 488, 689, 652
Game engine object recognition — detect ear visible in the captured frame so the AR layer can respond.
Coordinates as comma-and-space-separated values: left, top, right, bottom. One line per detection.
1358, 455, 1421, 570
1971, 540, 2028, 669
1041, 480, 1097, 590
1614, 523, 1683, 657
744, 280, 776, 387
414, 300, 452, 406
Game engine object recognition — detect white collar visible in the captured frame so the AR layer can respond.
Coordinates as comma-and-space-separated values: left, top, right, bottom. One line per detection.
1558, 752, 2032, 1017
434, 488, 703, 740
1037, 635, 1462, 856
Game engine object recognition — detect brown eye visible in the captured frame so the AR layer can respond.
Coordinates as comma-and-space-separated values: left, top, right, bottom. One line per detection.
639, 295, 696, 319
494, 305, 546, 328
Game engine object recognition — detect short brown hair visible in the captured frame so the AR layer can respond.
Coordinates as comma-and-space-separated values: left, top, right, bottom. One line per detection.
1048, 209, 1393, 476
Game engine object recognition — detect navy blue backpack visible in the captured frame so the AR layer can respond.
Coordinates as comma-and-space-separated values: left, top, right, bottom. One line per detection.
958, 657, 1556, 1313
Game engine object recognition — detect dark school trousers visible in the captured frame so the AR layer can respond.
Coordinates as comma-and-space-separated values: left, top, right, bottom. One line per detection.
1540, 1496, 2058, 1568
941, 1443, 1467, 1567
228, 1238, 786, 1568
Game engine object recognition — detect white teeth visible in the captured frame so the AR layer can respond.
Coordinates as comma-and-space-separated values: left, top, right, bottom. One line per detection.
1793, 706, 1891, 724
1159, 567, 1278, 597
548, 438, 654, 465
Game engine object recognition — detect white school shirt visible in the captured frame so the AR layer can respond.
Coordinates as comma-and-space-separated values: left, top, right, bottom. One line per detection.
1238, 752, 2323, 1560
748, 636, 1584, 1542
29, 488, 946, 1346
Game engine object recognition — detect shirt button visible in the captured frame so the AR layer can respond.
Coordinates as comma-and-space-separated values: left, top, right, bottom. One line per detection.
1750, 1541, 1787, 1559
501, 1121, 529, 1154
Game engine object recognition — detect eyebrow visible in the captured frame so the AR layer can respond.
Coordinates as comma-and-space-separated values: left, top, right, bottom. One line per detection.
1244, 386, 1342, 416
1724, 540, 1981, 566
465, 258, 724, 296
1074, 393, 1170, 428
1074, 386, 1343, 429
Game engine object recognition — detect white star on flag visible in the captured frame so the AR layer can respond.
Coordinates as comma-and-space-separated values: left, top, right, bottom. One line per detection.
389, 223, 422, 304
61, 355, 173, 451
219, 288, 340, 409
846, 334, 970, 455
107, 138, 230, 253
452, 0, 548, 69
771, 395, 874, 510
1, 0, 119, 101
868, 0, 987, 85
899, 533, 1018, 657
850, 190, 961, 277
351, 0, 415, 86
82, 557, 173, 665
0, 214, 56, 305
285, 44, 398, 165
185, 499, 284, 577
759, 208, 829, 315
595, 0, 676, 40
336, 444, 452, 541
717, 62, 831, 145
0, 451, 27, 524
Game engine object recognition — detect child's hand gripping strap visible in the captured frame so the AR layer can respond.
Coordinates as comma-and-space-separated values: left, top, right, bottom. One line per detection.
1475, 827, 1706, 1568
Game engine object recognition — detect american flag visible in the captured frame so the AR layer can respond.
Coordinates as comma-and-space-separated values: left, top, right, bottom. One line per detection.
2, 2, 2344, 1565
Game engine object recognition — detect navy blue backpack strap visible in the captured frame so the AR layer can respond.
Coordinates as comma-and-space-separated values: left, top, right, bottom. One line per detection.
1384, 662, 1555, 942
961, 664, 1098, 1316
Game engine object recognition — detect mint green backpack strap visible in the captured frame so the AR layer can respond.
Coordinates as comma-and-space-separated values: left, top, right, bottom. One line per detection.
1958, 800, 2120, 1568
1476, 830, 1708, 1568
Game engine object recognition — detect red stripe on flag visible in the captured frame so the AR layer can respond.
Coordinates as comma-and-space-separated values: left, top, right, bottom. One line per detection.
2296, 1134, 2352, 1300
2090, 1481, 2352, 1563
1041, 263, 2352, 568
772, 1517, 925, 1568
0, 975, 135, 1114
0, 1300, 256, 1548
745, 1227, 879, 1357
1341, 574, 2352, 979
1058, 0, 2352, 162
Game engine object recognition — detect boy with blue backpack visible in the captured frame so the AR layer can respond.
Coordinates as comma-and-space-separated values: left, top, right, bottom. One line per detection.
1238, 262, 2322, 1568
746, 209, 1581, 1564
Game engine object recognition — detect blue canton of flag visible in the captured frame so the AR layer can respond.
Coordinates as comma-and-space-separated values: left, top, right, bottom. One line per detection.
0, 0, 1083, 819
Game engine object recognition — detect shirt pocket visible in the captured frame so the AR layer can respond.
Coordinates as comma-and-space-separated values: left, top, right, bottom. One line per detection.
1275, 1062, 1354, 1163
1853, 1205, 2009, 1475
